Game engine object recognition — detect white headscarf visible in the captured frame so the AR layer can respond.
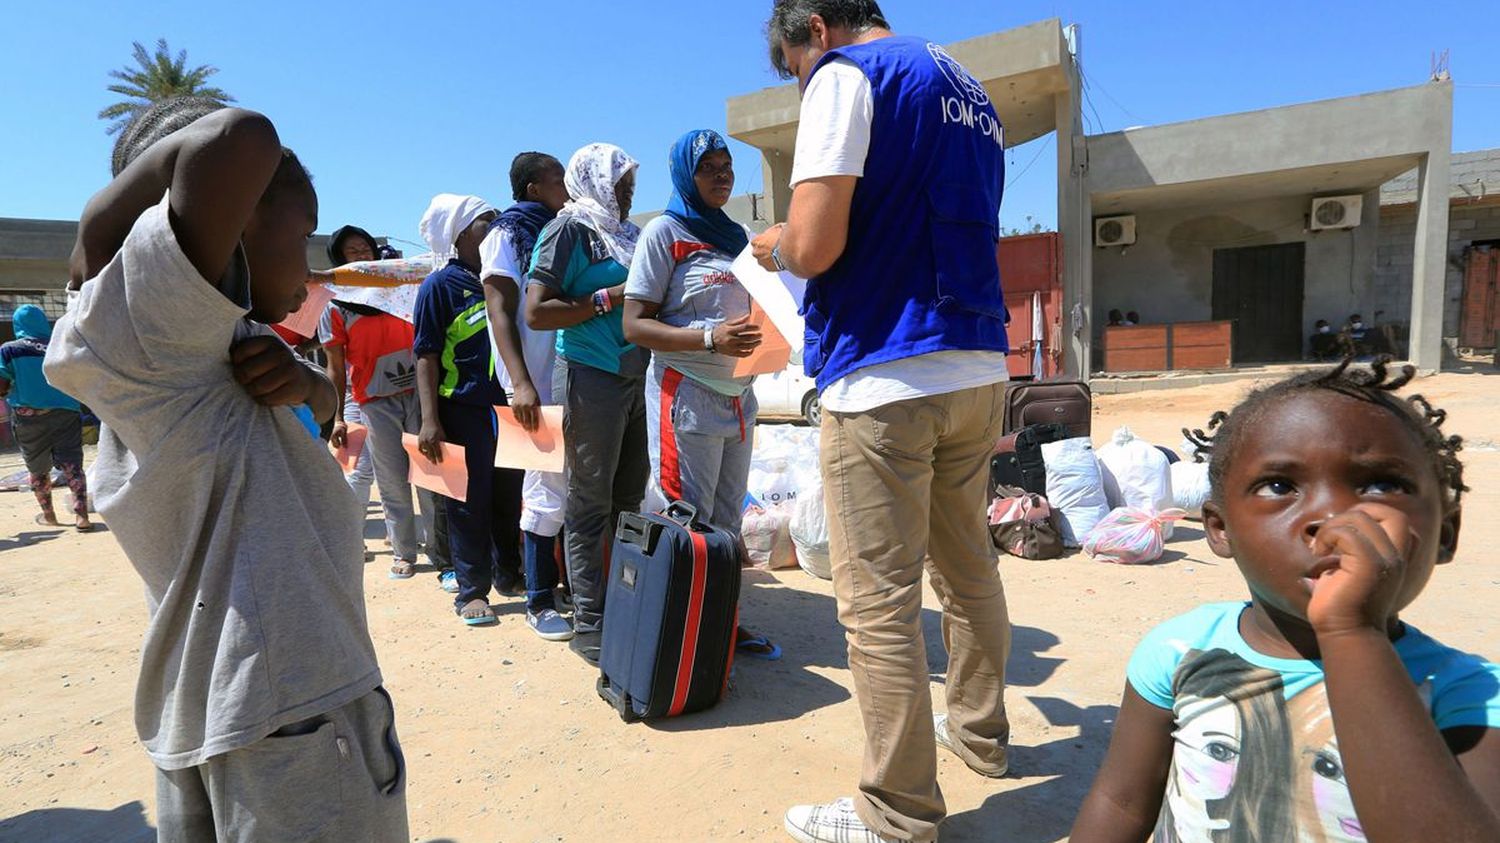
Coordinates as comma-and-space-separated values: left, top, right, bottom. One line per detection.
557, 143, 641, 266
418, 193, 495, 265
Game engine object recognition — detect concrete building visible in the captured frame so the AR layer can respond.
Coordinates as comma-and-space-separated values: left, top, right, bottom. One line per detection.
724, 17, 1479, 379
0, 218, 351, 340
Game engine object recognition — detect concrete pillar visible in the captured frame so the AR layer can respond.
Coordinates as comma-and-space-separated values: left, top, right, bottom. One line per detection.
1057, 28, 1092, 380
1409, 98, 1453, 372
761, 149, 795, 225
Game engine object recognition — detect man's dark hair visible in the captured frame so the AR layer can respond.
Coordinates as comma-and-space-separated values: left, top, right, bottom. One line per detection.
1183, 357, 1467, 513
767, 0, 889, 78
112, 95, 313, 203
510, 152, 560, 202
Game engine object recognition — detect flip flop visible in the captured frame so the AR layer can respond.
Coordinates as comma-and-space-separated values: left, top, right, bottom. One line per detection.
456, 603, 497, 627
75, 522, 96, 533
388, 560, 416, 580
736, 635, 783, 661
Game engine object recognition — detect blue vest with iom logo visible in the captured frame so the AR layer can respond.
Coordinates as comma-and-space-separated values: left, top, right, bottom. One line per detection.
803, 36, 1009, 392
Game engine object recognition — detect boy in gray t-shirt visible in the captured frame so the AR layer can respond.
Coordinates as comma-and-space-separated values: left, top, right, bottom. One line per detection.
46, 102, 407, 841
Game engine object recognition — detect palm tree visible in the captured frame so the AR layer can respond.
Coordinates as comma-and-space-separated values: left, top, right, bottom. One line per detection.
97, 39, 235, 135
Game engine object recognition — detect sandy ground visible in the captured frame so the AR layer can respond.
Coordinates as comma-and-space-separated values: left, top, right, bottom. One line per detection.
1, 369, 1497, 843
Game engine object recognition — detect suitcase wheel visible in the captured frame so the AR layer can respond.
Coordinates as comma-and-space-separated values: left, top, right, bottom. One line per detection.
618, 700, 640, 723
597, 675, 640, 723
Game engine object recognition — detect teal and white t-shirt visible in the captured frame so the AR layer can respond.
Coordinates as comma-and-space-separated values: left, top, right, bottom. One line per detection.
1128, 601, 1500, 842
528, 217, 647, 378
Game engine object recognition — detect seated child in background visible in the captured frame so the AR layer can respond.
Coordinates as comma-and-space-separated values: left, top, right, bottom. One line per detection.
1343, 313, 1373, 357
44, 101, 406, 841
1309, 318, 1340, 360
1071, 358, 1500, 842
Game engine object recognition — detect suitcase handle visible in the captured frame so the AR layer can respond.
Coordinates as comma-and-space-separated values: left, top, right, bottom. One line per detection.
662, 500, 699, 528
616, 512, 657, 550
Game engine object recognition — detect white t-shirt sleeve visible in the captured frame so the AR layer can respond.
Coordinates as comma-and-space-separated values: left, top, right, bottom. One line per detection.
479, 228, 521, 282
790, 58, 874, 186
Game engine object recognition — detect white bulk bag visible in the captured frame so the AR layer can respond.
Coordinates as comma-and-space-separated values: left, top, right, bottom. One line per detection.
1041, 437, 1112, 548
1096, 427, 1175, 539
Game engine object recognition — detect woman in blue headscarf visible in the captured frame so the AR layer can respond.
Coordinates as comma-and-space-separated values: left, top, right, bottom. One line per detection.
0, 305, 92, 530
623, 129, 780, 660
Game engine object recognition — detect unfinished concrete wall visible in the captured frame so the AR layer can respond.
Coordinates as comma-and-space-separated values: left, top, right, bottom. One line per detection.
1092, 192, 1381, 351
1378, 202, 1500, 338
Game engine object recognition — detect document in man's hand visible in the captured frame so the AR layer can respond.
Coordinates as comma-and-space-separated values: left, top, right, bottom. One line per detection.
731, 246, 806, 356
330, 422, 368, 473
401, 433, 468, 502
494, 406, 566, 473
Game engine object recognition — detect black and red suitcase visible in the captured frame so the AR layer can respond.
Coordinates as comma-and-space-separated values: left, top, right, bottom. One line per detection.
597, 502, 740, 722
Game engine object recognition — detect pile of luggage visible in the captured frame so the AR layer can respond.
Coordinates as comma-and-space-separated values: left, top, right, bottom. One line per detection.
987, 381, 1209, 564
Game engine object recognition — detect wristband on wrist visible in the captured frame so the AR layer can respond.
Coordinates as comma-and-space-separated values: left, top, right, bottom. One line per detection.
704, 327, 716, 352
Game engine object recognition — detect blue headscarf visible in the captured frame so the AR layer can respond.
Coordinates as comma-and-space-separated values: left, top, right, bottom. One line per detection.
11, 305, 51, 342
490, 202, 555, 277
664, 130, 749, 257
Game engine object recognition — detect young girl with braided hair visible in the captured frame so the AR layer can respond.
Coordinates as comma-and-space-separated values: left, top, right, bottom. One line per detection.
1072, 358, 1500, 842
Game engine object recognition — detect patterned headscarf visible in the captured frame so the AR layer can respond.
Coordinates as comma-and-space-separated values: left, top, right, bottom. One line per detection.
557, 143, 641, 266
418, 193, 495, 264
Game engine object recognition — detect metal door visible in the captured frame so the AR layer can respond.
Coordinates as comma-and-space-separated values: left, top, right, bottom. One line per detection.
1212, 242, 1306, 364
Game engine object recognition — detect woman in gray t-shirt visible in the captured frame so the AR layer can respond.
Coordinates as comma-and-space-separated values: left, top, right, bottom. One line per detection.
623, 129, 781, 660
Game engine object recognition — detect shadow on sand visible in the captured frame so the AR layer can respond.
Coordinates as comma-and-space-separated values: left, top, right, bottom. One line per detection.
0, 801, 155, 843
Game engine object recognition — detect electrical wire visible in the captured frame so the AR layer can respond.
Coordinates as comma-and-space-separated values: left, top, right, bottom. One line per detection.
1082, 66, 1146, 125
1005, 135, 1055, 190
1077, 66, 1107, 134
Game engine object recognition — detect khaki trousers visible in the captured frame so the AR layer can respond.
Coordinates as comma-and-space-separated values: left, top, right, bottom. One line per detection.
821, 382, 1012, 842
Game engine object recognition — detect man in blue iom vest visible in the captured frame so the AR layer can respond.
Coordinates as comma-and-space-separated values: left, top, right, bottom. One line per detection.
752, 3, 1012, 841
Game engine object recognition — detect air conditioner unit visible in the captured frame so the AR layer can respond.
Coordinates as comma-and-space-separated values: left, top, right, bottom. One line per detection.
1310, 195, 1363, 230
1094, 215, 1136, 247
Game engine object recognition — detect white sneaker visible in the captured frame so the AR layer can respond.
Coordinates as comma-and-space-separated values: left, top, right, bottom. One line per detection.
783, 798, 898, 843
934, 713, 1008, 778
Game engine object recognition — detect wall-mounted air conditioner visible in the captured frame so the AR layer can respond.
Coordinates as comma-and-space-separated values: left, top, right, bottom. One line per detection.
1094, 215, 1136, 247
1310, 195, 1363, 230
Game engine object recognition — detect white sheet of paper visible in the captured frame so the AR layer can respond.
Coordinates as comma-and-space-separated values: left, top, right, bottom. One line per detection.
731, 246, 807, 355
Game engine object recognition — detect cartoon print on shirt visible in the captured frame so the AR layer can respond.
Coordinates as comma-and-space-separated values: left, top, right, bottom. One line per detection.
1155, 648, 1296, 843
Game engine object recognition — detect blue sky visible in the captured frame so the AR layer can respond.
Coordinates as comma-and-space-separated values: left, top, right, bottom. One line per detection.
3, 0, 1497, 249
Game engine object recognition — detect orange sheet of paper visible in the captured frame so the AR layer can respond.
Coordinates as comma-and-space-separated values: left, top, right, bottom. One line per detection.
330, 422, 368, 472
732, 302, 794, 377
278, 282, 337, 340
401, 433, 468, 502
493, 406, 566, 473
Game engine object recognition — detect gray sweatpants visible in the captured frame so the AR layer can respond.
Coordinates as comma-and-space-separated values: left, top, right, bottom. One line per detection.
343, 393, 375, 513
155, 687, 408, 842
563, 361, 648, 635
644, 362, 756, 536
359, 390, 444, 566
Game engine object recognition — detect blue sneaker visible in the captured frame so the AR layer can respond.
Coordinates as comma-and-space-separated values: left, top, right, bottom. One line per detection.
526, 608, 574, 642
437, 570, 459, 593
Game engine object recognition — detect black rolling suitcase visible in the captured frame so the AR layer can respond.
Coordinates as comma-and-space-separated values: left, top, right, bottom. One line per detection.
597, 502, 740, 722
991, 422, 1068, 495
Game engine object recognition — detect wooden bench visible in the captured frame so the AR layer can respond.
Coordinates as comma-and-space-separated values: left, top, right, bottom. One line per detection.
1103, 320, 1233, 372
